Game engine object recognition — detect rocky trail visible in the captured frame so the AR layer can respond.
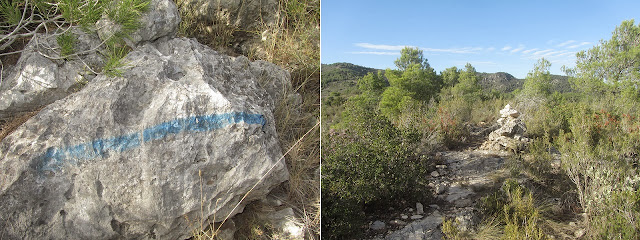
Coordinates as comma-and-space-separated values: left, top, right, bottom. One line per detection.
366, 105, 531, 240
367, 148, 510, 240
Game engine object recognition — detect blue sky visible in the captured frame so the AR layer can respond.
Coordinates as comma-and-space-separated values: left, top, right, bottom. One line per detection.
321, 1, 640, 78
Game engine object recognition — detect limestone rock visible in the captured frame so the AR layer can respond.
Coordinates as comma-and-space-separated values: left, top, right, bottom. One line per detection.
416, 202, 424, 215
499, 104, 520, 118
481, 104, 528, 151
0, 28, 104, 119
384, 210, 443, 240
455, 208, 479, 232
370, 220, 386, 231
264, 208, 304, 239
97, 0, 180, 47
0, 38, 290, 239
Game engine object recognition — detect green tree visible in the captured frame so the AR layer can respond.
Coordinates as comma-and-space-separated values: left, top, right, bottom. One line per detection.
357, 70, 387, 94
568, 20, 640, 98
378, 86, 413, 120
441, 66, 460, 87
394, 46, 432, 71
378, 47, 441, 121
451, 63, 481, 101
522, 58, 552, 97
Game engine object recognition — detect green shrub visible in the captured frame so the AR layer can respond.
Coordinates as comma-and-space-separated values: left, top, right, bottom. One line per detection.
322, 95, 432, 238
320, 193, 365, 240
56, 32, 77, 59
558, 105, 640, 238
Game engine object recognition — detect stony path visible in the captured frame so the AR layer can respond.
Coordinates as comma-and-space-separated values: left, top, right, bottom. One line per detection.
367, 106, 531, 239
369, 148, 510, 240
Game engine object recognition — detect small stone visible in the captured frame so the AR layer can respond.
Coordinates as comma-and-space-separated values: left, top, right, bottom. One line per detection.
370, 220, 386, 231
410, 215, 423, 220
435, 184, 448, 195
574, 229, 585, 238
389, 219, 407, 226
401, 214, 408, 220
408, 208, 414, 212
416, 202, 424, 215
431, 171, 440, 177
436, 164, 447, 169
429, 204, 440, 209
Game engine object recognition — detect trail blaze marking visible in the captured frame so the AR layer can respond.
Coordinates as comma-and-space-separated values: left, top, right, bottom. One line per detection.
34, 112, 266, 172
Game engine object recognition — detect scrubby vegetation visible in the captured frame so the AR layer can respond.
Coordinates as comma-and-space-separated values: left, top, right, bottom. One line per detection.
322, 20, 640, 239
0, 0, 150, 77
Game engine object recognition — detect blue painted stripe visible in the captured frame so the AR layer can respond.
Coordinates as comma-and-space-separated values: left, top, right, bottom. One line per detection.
34, 112, 265, 173
142, 112, 265, 142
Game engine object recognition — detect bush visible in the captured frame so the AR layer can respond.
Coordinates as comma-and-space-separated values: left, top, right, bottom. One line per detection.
558, 105, 640, 238
322, 96, 432, 238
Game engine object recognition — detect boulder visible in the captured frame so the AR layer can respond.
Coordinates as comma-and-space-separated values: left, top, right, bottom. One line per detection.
0, 27, 105, 119
0, 37, 290, 239
96, 0, 181, 48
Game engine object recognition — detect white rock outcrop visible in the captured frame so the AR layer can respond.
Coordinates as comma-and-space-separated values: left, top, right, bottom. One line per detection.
0, 37, 290, 239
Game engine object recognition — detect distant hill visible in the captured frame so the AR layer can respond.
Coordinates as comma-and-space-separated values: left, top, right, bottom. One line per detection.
477, 72, 523, 93
321, 62, 380, 87
321, 62, 573, 95
477, 72, 572, 93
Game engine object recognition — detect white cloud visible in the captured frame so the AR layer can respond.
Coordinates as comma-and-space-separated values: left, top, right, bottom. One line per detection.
510, 46, 525, 53
557, 40, 576, 47
541, 50, 567, 57
501, 46, 512, 51
557, 51, 576, 57
348, 51, 400, 55
533, 49, 555, 56
487, 47, 496, 52
354, 43, 409, 51
521, 48, 539, 54
567, 42, 592, 49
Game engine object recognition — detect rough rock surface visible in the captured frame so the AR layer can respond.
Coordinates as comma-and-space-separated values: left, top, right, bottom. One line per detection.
0, 37, 290, 239
367, 149, 508, 240
0, 27, 105, 119
480, 104, 529, 151
97, 0, 181, 47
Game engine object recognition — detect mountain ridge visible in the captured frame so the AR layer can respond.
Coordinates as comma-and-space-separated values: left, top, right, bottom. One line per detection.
321, 62, 572, 94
